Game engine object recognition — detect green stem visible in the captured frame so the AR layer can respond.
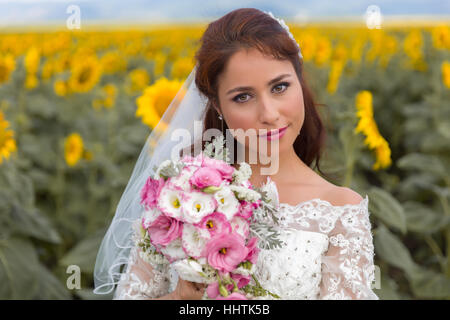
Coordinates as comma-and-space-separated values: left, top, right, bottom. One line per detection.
423, 234, 446, 274
251, 274, 280, 299
55, 138, 66, 261
86, 165, 98, 234
343, 154, 355, 187
55, 138, 65, 219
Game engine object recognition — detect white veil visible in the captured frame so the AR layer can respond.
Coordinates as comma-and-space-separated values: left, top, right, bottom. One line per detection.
93, 10, 303, 297
93, 65, 207, 295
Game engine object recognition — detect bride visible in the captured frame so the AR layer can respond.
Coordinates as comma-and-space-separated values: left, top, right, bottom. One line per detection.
93, 8, 379, 300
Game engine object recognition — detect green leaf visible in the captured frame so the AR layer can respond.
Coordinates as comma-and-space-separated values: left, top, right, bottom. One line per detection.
11, 207, 62, 244
34, 263, 72, 300
60, 229, 106, 274
403, 201, 450, 234
0, 237, 40, 299
409, 267, 450, 299
397, 153, 447, 178
368, 187, 407, 234
373, 224, 417, 277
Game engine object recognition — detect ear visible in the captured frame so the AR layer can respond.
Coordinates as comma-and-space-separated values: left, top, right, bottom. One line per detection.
211, 98, 221, 116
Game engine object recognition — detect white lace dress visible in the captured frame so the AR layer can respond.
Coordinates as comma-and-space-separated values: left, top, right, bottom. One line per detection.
113, 177, 379, 300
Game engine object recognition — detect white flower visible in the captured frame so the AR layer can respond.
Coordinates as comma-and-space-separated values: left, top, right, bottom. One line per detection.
214, 186, 240, 220
157, 185, 184, 220
260, 177, 279, 209
229, 185, 261, 202
234, 264, 256, 276
169, 165, 196, 192
154, 159, 173, 179
181, 191, 216, 224
160, 238, 186, 261
181, 223, 210, 258
172, 258, 210, 284
141, 207, 162, 229
230, 216, 250, 239
232, 162, 252, 185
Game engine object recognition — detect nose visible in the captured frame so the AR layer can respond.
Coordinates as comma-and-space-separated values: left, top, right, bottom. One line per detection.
258, 93, 280, 125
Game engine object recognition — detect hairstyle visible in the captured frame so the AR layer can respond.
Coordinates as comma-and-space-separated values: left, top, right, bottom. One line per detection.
185, 8, 333, 181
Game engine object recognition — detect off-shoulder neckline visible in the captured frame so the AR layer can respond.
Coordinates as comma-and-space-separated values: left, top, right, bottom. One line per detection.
261, 176, 369, 209
279, 194, 369, 209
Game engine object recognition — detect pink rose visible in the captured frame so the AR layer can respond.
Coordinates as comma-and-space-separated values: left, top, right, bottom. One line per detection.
146, 214, 183, 246
140, 176, 165, 209
189, 167, 223, 189
231, 272, 251, 288
195, 212, 232, 237
203, 233, 248, 273
244, 237, 260, 264
202, 156, 235, 181
230, 216, 250, 239
253, 199, 262, 209
216, 292, 248, 300
237, 201, 254, 219
206, 282, 220, 299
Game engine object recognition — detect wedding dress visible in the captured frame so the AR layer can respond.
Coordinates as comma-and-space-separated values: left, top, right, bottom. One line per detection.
113, 176, 379, 300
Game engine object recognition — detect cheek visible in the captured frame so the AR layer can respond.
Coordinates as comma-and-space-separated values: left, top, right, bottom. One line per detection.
224, 106, 257, 131
223, 107, 258, 148
286, 88, 305, 127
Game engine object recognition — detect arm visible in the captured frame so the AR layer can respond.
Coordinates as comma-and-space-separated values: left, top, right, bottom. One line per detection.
113, 222, 173, 300
319, 196, 379, 300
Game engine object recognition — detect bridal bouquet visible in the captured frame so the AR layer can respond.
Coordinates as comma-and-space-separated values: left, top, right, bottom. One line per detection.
134, 135, 284, 300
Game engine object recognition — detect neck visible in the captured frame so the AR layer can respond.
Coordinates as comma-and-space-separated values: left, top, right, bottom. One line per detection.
245, 145, 312, 187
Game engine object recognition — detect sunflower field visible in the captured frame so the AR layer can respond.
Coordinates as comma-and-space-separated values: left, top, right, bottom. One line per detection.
0, 22, 449, 300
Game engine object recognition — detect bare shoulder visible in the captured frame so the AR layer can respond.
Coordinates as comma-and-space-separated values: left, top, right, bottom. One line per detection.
325, 185, 365, 206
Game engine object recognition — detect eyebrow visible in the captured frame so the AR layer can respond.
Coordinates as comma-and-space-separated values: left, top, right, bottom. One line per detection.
226, 73, 292, 96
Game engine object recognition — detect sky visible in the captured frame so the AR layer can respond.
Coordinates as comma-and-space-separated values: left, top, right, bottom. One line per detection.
0, 0, 448, 27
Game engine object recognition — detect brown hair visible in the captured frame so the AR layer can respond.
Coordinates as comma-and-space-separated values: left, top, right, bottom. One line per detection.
185, 8, 333, 181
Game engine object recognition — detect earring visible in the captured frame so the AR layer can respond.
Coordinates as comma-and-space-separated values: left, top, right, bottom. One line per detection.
218, 114, 224, 135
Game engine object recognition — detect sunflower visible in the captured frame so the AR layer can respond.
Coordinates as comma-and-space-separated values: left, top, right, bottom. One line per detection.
24, 47, 40, 75
24, 47, 40, 89
0, 54, 16, 85
170, 56, 195, 80
314, 36, 332, 66
54, 79, 70, 97
354, 90, 392, 170
68, 55, 102, 93
64, 133, 84, 167
0, 111, 17, 164
136, 77, 184, 129
100, 51, 127, 74
431, 25, 450, 50
92, 83, 117, 110
125, 68, 150, 95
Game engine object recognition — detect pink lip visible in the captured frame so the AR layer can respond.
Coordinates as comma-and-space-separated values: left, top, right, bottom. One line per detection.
260, 126, 288, 141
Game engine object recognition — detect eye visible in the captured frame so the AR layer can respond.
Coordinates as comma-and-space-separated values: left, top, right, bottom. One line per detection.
232, 93, 251, 103
272, 82, 290, 94
231, 81, 290, 104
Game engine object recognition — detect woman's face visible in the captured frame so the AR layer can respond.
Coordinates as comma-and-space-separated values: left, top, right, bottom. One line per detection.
216, 48, 304, 158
